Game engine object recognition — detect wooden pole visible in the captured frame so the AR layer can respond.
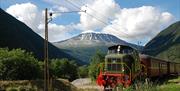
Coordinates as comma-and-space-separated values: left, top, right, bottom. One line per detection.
44, 8, 49, 91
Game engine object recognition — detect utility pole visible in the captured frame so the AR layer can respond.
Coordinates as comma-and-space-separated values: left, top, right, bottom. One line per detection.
43, 8, 86, 91
44, 8, 49, 91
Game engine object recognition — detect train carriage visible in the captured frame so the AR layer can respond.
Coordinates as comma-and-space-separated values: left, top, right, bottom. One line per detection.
140, 55, 169, 77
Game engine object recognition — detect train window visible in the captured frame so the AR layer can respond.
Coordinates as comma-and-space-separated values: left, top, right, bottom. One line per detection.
122, 49, 133, 54
106, 58, 123, 73
107, 64, 112, 71
107, 59, 111, 62
107, 58, 122, 62
112, 59, 116, 63
112, 49, 117, 54
107, 63, 121, 72
117, 59, 121, 62
151, 61, 159, 69
108, 49, 116, 54
161, 63, 167, 69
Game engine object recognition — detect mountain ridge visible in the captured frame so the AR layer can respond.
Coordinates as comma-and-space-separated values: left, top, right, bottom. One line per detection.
0, 8, 83, 64
54, 32, 143, 64
143, 21, 180, 62
54, 32, 138, 48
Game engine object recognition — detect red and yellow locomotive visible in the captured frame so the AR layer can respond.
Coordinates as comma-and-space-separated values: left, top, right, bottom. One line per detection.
96, 45, 180, 90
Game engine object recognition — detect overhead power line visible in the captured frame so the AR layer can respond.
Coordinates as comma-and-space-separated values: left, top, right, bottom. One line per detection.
65, 0, 137, 38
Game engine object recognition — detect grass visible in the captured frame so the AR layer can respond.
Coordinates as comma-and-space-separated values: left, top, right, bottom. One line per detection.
157, 83, 180, 91
157, 76, 180, 91
0, 79, 78, 91
168, 76, 180, 83
123, 76, 180, 91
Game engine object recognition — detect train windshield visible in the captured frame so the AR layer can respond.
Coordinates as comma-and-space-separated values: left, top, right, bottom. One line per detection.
106, 58, 125, 73
122, 49, 133, 54
108, 46, 133, 54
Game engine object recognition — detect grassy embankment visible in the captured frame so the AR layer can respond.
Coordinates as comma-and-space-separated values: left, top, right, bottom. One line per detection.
0, 79, 77, 91
124, 76, 180, 91
157, 76, 180, 91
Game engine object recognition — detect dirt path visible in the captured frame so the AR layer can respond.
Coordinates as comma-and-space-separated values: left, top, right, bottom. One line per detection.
71, 78, 103, 90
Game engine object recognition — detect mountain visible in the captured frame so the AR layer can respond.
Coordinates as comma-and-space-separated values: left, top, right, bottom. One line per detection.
143, 21, 180, 62
0, 8, 83, 64
55, 32, 128, 47
54, 32, 143, 64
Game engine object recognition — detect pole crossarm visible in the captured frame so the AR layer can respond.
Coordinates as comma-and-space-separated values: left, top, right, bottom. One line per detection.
50, 10, 86, 15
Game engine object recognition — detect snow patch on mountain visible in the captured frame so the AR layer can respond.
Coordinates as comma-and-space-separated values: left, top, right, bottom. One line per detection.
54, 32, 130, 47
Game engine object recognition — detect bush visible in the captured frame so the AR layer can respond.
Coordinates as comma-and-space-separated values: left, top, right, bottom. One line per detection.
88, 50, 105, 80
18, 87, 26, 91
6, 87, 18, 91
0, 48, 41, 80
50, 58, 78, 81
78, 65, 88, 78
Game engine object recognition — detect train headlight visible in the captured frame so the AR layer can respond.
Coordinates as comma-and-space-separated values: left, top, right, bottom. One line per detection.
122, 66, 125, 72
122, 68, 125, 72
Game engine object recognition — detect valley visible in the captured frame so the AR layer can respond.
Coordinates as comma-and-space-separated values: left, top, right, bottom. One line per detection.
0, 0, 180, 91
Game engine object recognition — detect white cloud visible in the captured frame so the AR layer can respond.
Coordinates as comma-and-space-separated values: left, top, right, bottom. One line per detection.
57, 6, 69, 12
38, 23, 75, 42
6, 3, 41, 32
6, 2, 75, 42
160, 12, 174, 24
102, 6, 174, 44
78, 0, 120, 31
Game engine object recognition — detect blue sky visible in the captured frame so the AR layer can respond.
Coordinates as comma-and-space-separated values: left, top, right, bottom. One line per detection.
0, 0, 179, 45
1, 0, 179, 24
117, 0, 180, 19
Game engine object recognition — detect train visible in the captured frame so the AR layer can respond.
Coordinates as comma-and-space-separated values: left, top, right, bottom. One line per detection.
96, 45, 180, 90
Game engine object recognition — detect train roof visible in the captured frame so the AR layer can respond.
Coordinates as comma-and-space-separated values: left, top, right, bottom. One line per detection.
108, 45, 135, 50
140, 54, 180, 64
140, 54, 167, 61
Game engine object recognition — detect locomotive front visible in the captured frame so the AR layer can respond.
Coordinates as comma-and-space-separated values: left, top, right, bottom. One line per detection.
97, 45, 140, 89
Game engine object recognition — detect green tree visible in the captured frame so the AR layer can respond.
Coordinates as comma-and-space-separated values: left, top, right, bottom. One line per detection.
88, 50, 105, 80
78, 65, 88, 78
0, 48, 41, 80
50, 58, 78, 81
38, 61, 44, 79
